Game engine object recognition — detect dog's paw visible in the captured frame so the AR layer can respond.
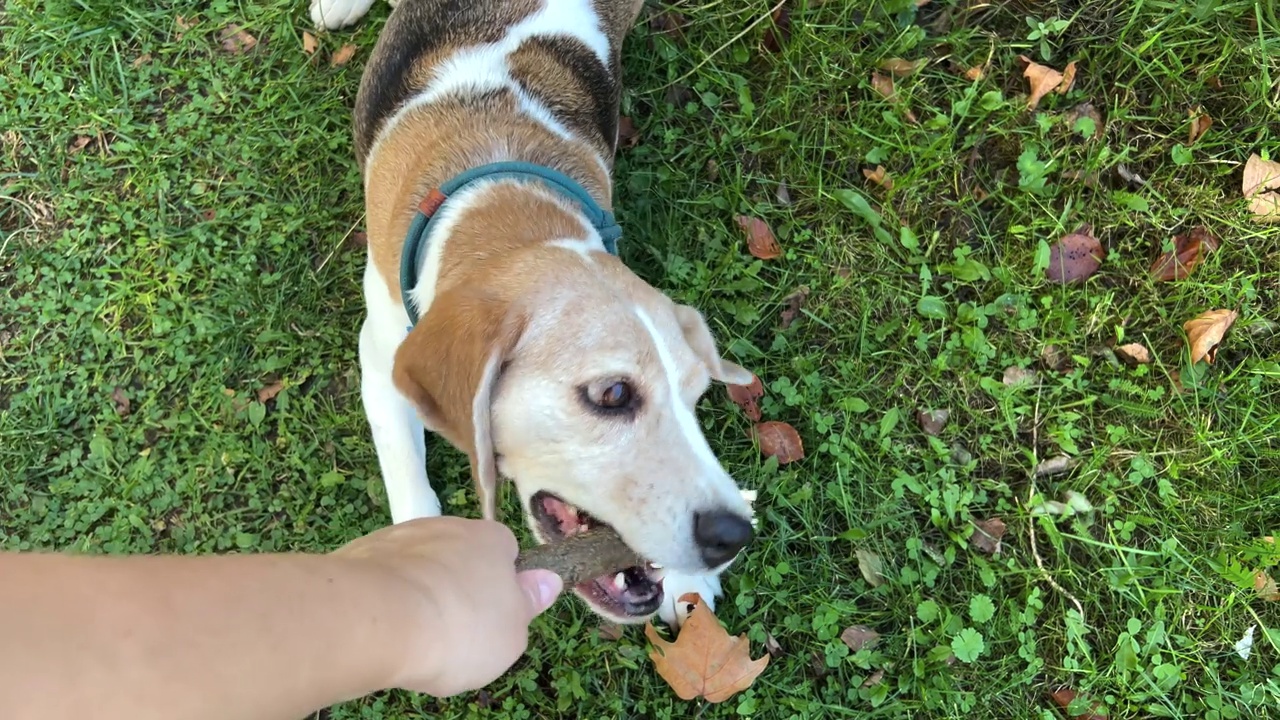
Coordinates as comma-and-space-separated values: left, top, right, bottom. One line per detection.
658, 571, 723, 630
310, 0, 377, 30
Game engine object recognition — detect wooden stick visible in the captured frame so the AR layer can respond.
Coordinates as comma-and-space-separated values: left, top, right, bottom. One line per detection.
515, 526, 645, 586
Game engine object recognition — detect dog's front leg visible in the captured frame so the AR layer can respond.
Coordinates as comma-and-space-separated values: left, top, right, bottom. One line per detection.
657, 571, 724, 629
359, 267, 441, 523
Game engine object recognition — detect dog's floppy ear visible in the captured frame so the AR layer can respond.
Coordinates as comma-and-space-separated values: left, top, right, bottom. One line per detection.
393, 286, 526, 521
673, 304, 754, 385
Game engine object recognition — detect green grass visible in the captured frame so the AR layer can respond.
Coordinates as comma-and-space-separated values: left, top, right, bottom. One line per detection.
3, 0, 1280, 717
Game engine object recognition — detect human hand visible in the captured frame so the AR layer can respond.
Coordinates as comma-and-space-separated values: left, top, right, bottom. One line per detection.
332, 517, 563, 697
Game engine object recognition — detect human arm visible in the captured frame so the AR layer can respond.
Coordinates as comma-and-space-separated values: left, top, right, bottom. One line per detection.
0, 517, 562, 720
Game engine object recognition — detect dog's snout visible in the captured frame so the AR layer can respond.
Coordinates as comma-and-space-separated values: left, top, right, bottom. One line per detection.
693, 510, 753, 567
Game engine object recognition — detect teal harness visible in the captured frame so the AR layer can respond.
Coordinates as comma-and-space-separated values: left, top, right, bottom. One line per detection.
398, 161, 622, 326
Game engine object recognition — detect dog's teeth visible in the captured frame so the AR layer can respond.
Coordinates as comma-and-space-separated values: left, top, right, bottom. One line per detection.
613, 572, 627, 590
648, 562, 663, 569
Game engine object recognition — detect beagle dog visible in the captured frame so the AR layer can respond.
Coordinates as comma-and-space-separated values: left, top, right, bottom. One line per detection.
316, 0, 756, 627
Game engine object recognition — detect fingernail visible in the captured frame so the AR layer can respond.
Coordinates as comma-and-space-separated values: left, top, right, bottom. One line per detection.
530, 571, 562, 612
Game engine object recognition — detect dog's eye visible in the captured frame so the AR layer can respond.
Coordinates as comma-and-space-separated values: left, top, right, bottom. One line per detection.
598, 381, 632, 409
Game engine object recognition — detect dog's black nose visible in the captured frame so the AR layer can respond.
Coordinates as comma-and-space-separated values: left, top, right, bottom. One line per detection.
693, 510, 753, 567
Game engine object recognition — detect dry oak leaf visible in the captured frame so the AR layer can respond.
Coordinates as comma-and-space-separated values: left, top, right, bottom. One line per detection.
970, 517, 1006, 555
302, 31, 318, 56
1049, 687, 1109, 720
753, 421, 805, 464
1183, 308, 1239, 365
1020, 56, 1064, 109
1046, 229, 1104, 283
877, 57, 926, 77
840, 625, 881, 652
779, 285, 810, 329
725, 375, 765, 422
1114, 343, 1151, 366
1150, 225, 1219, 282
1187, 107, 1212, 145
735, 215, 781, 260
762, 2, 792, 54
330, 43, 359, 68
219, 24, 258, 54
1056, 61, 1078, 94
1242, 154, 1280, 222
68, 135, 92, 155
617, 115, 640, 148
645, 593, 769, 703
1254, 571, 1280, 602
870, 71, 919, 124
962, 63, 988, 81
257, 381, 285, 404
862, 165, 894, 191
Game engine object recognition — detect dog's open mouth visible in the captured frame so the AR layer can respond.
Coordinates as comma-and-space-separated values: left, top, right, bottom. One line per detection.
529, 491, 664, 620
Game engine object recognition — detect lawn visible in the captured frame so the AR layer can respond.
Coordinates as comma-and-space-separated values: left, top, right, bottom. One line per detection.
2, 0, 1279, 717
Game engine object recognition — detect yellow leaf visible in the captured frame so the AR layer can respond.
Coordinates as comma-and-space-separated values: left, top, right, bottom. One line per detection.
1183, 309, 1239, 365
645, 593, 769, 703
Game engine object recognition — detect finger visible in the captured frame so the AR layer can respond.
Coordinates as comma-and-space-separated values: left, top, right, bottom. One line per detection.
515, 569, 563, 618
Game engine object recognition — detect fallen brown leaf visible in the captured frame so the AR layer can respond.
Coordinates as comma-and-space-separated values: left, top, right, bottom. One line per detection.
963, 63, 987, 81
1041, 344, 1072, 373
645, 593, 769, 702
917, 409, 950, 436
779, 285, 810, 329
855, 548, 885, 587
598, 623, 624, 641
840, 625, 881, 652
175, 15, 195, 40
111, 387, 131, 417
1056, 61, 1078, 94
970, 517, 1006, 555
617, 115, 640, 148
131, 53, 152, 69
200, 209, 217, 222
330, 43, 359, 68
862, 165, 894, 191
1187, 107, 1212, 145
1184, 309, 1239, 365
878, 57, 925, 77
1254, 571, 1280, 602
764, 633, 784, 657
1020, 55, 1064, 109
735, 215, 781, 260
861, 669, 886, 688
1003, 366, 1039, 387
257, 381, 284, 404
1034, 455, 1076, 478
302, 30, 318, 56
219, 24, 258, 54
753, 421, 805, 464
1067, 102, 1104, 139
1114, 343, 1151, 366
775, 180, 792, 206
1049, 687, 1109, 720
1150, 225, 1219, 282
726, 375, 765, 422
870, 71, 919, 124
1045, 229, 1104, 283
68, 135, 91, 155
1242, 154, 1280, 222
648, 9, 688, 40
762, 1, 792, 54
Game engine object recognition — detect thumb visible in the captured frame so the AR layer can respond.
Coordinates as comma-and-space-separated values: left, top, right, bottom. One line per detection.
515, 569, 563, 617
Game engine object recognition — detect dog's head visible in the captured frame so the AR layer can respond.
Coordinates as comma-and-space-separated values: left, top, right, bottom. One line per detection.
392, 239, 755, 623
